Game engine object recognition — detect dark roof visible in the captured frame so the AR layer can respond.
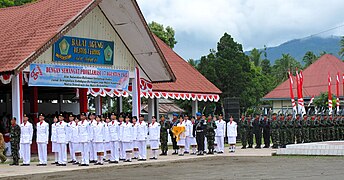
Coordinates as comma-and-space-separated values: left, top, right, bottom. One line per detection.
152, 35, 222, 94
264, 54, 344, 100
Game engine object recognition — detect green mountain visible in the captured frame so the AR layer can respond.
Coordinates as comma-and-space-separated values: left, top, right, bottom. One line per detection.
246, 36, 342, 64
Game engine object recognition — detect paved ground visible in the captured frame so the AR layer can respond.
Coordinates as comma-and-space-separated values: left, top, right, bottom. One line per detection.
1, 148, 344, 180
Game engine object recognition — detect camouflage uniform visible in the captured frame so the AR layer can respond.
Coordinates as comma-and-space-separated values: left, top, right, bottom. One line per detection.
239, 117, 247, 149
246, 117, 254, 148
301, 116, 310, 143
309, 116, 316, 142
279, 116, 287, 148
286, 117, 295, 144
10, 124, 21, 165
252, 116, 262, 148
328, 117, 335, 141
320, 116, 326, 141
205, 119, 217, 154
160, 119, 171, 155
314, 116, 321, 142
339, 116, 344, 140
270, 115, 279, 149
294, 116, 302, 144
0, 133, 7, 163
334, 116, 340, 141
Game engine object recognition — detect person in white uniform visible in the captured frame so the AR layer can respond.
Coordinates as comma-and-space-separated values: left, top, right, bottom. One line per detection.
176, 116, 186, 156
70, 115, 81, 165
67, 114, 76, 163
215, 114, 226, 153
88, 113, 97, 163
20, 114, 33, 166
51, 116, 59, 165
36, 113, 49, 166
136, 114, 148, 161
189, 116, 197, 155
149, 116, 160, 160
78, 112, 91, 166
131, 116, 139, 159
213, 116, 218, 152
118, 115, 125, 161
92, 115, 105, 165
56, 114, 69, 166
184, 114, 192, 154
104, 117, 112, 162
120, 116, 133, 162
109, 113, 120, 164
227, 115, 238, 152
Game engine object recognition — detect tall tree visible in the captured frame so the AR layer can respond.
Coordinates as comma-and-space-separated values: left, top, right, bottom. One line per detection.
339, 36, 344, 58
188, 58, 197, 68
249, 48, 262, 67
148, 21, 177, 49
260, 59, 271, 75
302, 51, 317, 68
272, 54, 302, 85
0, 0, 35, 8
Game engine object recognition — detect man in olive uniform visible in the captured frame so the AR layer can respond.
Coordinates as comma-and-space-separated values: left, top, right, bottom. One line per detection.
339, 114, 344, 140
322, 114, 329, 141
334, 115, 340, 140
286, 114, 295, 144
301, 114, 310, 143
205, 115, 217, 154
195, 113, 207, 155
329, 116, 335, 141
246, 115, 254, 148
252, 114, 262, 149
279, 114, 287, 148
9, 117, 20, 166
239, 115, 247, 149
309, 115, 316, 142
295, 114, 303, 144
170, 113, 179, 155
262, 114, 271, 148
270, 113, 279, 149
314, 114, 321, 142
159, 115, 170, 156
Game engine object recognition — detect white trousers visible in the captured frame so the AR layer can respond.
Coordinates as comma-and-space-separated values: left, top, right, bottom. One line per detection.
37, 143, 47, 164
89, 142, 96, 161
137, 140, 147, 159
185, 136, 190, 152
20, 143, 31, 164
80, 142, 89, 165
119, 141, 125, 159
110, 141, 119, 161
69, 142, 75, 161
204, 137, 207, 151
215, 136, 225, 152
58, 143, 67, 164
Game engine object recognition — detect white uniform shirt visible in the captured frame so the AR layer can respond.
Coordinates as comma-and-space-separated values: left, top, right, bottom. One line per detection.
51, 123, 58, 142
69, 121, 79, 143
136, 121, 148, 141
227, 121, 238, 137
67, 121, 75, 143
215, 119, 226, 137
92, 122, 105, 143
56, 121, 69, 144
20, 122, 33, 144
36, 121, 49, 143
184, 120, 192, 137
78, 120, 91, 143
148, 122, 160, 141
104, 122, 111, 143
120, 122, 133, 142
109, 120, 120, 141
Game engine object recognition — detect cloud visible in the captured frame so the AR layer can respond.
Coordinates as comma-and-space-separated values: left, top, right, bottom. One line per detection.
137, 0, 344, 60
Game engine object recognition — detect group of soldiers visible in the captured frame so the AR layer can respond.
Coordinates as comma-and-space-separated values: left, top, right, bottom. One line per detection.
7, 111, 238, 166
239, 113, 344, 149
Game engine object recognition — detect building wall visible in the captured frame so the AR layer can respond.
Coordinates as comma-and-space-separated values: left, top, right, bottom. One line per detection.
33, 6, 136, 71
272, 100, 293, 114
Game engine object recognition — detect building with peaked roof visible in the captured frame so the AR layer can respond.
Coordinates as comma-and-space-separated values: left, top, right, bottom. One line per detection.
263, 54, 344, 113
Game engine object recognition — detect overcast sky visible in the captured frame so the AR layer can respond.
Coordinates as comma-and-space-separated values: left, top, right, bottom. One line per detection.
137, 0, 344, 60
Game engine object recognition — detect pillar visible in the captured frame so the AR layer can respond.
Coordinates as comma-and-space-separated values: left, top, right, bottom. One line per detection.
79, 88, 88, 113
119, 96, 123, 113
30, 86, 38, 124
192, 100, 198, 117
58, 94, 63, 114
154, 98, 159, 119
95, 96, 102, 115
148, 98, 154, 122
12, 72, 23, 124
132, 67, 140, 117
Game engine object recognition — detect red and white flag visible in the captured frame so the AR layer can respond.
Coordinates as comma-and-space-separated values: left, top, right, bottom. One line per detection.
288, 71, 297, 115
336, 72, 340, 114
308, 95, 315, 107
296, 69, 306, 115
328, 73, 333, 115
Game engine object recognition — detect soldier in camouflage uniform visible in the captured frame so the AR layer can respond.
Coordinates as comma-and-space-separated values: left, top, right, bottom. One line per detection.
10, 117, 20, 166
301, 114, 310, 143
339, 114, 344, 140
205, 115, 217, 154
252, 114, 262, 149
262, 114, 271, 148
286, 114, 295, 144
295, 114, 302, 144
279, 114, 287, 148
159, 115, 170, 156
270, 113, 279, 149
322, 115, 329, 141
239, 115, 247, 149
329, 116, 335, 141
314, 114, 321, 142
309, 115, 316, 142
334, 115, 340, 140
246, 115, 254, 148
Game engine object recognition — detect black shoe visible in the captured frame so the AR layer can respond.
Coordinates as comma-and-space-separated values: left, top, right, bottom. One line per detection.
149, 157, 155, 160
247, 146, 253, 148
73, 162, 80, 165
132, 157, 138, 160
184, 151, 189, 154
217, 152, 223, 154
51, 162, 58, 165
241, 146, 246, 149
68, 160, 74, 163
255, 146, 261, 149
172, 152, 178, 155
190, 153, 196, 155
9, 163, 19, 166
197, 153, 203, 156
20, 164, 30, 166
178, 154, 184, 156
89, 160, 96, 163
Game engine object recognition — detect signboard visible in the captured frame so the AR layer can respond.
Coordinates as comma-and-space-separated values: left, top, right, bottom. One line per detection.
53, 36, 114, 65
29, 64, 129, 90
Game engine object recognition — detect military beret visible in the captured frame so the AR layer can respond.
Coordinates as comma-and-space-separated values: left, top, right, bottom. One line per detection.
172, 113, 178, 117
119, 115, 124, 118
178, 115, 184, 118
39, 113, 45, 117
272, 113, 277, 115
183, 114, 189, 117
263, 114, 267, 116
196, 112, 202, 116
96, 115, 101, 118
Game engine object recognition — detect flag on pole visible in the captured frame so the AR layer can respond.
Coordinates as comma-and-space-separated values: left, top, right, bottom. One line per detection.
288, 71, 297, 116
299, 70, 306, 115
296, 69, 306, 115
336, 72, 340, 114
308, 95, 315, 107
328, 73, 333, 115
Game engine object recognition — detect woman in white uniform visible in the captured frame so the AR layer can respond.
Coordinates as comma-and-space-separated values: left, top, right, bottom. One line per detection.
120, 116, 133, 162
176, 116, 186, 156
92, 115, 105, 165
149, 116, 160, 160
227, 115, 238, 152
189, 116, 197, 155
70, 116, 81, 165
131, 116, 139, 159
104, 117, 112, 162
51, 117, 59, 164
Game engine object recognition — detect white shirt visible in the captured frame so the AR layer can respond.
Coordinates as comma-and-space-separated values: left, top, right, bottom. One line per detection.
67, 121, 75, 143
136, 121, 148, 141
215, 119, 226, 137
51, 123, 58, 142
93, 122, 105, 143
20, 121, 33, 144
227, 121, 238, 137
78, 120, 91, 143
69, 121, 79, 143
56, 121, 69, 144
104, 122, 111, 143
184, 120, 192, 137
36, 121, 49, 143
109, 120, 120, 142
148, 122, 160, 141
120, 122, 133, 142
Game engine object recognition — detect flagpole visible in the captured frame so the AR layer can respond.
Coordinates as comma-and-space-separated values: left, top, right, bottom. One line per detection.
328, 73, 333, 115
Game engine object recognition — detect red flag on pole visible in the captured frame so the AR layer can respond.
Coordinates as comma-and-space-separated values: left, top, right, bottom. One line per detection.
288, 71, 297, 115
296, 69, 305, 115
336, 72, 340, 114
328, 73, 333, 115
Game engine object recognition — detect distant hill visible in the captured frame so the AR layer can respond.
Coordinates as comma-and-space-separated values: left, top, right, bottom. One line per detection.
245, 36, 342, 64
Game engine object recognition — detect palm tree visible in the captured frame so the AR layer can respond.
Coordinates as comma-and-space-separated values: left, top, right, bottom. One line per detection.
339, 36, 344, 58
